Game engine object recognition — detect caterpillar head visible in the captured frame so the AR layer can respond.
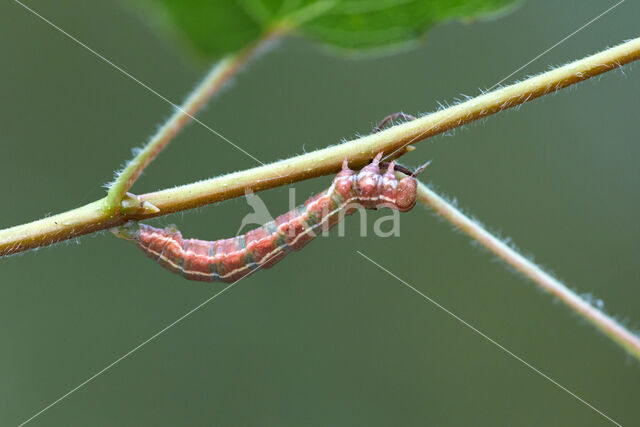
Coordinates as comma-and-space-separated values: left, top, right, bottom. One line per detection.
110, 221, 140, 241
395, 177, 418, 212
392, 159, 430, 212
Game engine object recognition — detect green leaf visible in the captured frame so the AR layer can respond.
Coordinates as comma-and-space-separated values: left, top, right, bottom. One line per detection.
128, 0, 519, 58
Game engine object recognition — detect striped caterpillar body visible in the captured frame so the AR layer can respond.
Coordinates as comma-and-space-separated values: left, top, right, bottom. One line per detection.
113, 153, 425, 283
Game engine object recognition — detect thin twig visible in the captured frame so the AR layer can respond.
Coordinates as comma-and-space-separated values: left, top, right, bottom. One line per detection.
415, 181, 640, 361
1, 37, 639, 256
104, 30, 281, 215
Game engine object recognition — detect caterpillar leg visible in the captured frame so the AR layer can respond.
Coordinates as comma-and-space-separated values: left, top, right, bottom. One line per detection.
372, 113, 430, 177
372, 112, 417, 133
380, 161, 412, 176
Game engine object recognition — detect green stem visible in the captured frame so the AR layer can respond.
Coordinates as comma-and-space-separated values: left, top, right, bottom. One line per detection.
2, 37, 639, 257
103, 31, 279, 216
415, 181, 640, 361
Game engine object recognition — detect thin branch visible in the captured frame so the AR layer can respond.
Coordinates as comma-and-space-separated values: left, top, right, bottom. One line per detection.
415, 181, 640, 361
104, 30, 281, 216
1, 37, 639, 257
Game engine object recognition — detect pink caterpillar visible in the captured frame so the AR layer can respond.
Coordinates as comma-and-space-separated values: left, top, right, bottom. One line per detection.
113, 153, 426, 283
113, 112, 425, 282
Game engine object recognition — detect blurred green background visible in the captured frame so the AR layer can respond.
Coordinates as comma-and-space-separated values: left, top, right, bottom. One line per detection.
1, 0, 639, 425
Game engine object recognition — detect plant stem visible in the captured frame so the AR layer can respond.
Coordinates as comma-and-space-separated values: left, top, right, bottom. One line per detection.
415, 181, 640, 361
103, 31, 279, 216
1, 37, 639, 257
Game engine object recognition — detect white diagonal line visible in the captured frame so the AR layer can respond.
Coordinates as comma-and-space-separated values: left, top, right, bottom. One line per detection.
489, 0, 625, 90
357, 251, 623, 427
12, 0, 264, 165
18, 279, 241, 426
18, 241, 287, 427
383, 0, 626, 163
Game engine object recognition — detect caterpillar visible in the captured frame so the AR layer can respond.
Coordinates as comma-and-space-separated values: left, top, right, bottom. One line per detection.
112, 153, 427, 283
112, 112, 425, 283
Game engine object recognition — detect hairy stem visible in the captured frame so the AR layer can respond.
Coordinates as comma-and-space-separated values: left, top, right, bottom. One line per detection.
1, 37, 639, 257
104, 31, 279, 216
415, 181, 640, 360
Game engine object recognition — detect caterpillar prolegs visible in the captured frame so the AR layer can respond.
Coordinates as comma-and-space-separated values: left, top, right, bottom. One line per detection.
112, 153, 427, 283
